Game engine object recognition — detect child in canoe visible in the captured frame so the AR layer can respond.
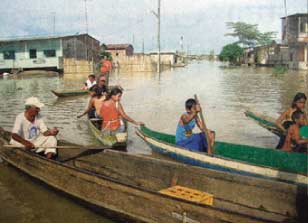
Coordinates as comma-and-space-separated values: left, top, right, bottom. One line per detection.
282, 110, 308, 152
276, 92, 307, 149
176, 98, 215, 155
77, 85, 106, 119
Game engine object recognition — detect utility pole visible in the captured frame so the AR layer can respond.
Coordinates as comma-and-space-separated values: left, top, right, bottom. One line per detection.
157, 0, 161, 74
84, 0, 89, 34
284, 0, 287, 17
142, 38, 145, 54
180, 36, 184, 52
283, 0, 288, 44
151, 0, 161, 74
52, 12, 56, 35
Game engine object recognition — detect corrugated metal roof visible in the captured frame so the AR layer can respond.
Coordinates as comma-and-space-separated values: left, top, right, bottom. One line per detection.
106, 44, 133, 50
0, 33, 98, 43
281, 13, 308, 19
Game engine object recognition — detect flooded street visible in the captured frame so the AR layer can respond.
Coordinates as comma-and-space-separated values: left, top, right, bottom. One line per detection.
0, 61, 307, 222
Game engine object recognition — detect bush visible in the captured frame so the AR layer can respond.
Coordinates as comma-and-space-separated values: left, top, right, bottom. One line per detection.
219, 43, 243, 64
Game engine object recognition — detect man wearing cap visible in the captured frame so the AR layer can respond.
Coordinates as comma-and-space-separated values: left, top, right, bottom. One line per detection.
10, 97, 58, 159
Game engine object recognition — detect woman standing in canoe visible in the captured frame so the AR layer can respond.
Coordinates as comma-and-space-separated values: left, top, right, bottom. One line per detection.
276, 92, 308, 149
100, 87, 143, 132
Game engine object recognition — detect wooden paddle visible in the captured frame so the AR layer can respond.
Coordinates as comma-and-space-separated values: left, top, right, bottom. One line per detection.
3, 145, 111, 150
194, 94, 213, 155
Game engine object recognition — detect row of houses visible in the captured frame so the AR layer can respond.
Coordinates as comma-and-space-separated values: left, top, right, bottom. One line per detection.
0, 34, 181, 74
242, 13, 308, 70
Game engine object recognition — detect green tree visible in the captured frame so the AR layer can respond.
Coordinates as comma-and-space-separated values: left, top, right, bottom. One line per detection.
219, 43, 243, 64
99, 51, 112, 61
257, 32, 277, 46
225, 22, 259, 47
225, 22, 277, 47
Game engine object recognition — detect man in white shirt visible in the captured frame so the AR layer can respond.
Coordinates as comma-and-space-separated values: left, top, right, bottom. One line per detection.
10, 97, 59, 159
82, 74, 96, 90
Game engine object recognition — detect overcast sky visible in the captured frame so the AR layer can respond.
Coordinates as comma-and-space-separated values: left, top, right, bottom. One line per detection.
0, 0, 307, 53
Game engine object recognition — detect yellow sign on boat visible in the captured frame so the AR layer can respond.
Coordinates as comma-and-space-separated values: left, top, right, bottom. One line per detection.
159, 185, 214, 206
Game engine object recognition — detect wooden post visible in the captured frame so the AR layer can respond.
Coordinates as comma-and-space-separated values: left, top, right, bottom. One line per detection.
194, 94, 213, 155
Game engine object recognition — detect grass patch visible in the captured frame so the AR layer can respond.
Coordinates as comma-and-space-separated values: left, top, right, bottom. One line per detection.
273, 65, 288, 74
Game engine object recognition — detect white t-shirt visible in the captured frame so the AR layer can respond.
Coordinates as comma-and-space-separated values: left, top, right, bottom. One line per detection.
86, 80, 96, 89
11, 112, 48, 142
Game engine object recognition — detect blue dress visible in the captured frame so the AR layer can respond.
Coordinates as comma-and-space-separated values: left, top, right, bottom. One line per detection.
175, 116, 208, 152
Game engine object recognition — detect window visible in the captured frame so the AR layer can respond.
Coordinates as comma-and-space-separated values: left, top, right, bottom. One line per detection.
43, 49, 56, 57
3, 51, 15, 60
29, 49, 37, 59
290, 53, 293, 62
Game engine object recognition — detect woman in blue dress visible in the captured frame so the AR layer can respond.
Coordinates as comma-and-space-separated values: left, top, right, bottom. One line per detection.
176, 98, 215, 154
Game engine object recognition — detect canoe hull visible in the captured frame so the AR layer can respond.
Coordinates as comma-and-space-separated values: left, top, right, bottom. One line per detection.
0, 139, 290, 222
88, 119, 128, 148
136, 126, 308, 185
51, 90, 88, 97
244, 110, 283, 137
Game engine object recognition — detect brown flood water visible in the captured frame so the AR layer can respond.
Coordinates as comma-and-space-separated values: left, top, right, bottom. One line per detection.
0, 61, 307, 222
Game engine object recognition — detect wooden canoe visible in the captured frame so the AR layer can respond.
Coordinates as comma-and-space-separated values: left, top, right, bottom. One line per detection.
0, 128, 307, 223
88, 118, 128, 148
51, 89, 89, 97
244, 110, 284, 137
244, 110, 308, 139
136, 125, 308, 185
51, 85, 123, 98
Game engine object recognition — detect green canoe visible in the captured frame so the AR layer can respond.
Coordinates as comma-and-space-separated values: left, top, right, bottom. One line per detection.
88, 118, 128, 148
51, 89, 89, 97
244, 110, 284, 136
245, 109, 308, 138
137, 125, 308, 185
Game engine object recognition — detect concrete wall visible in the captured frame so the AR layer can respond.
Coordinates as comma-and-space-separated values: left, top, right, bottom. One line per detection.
0, 39, 62, 71
112, 53, 176, 72
150, 54, 176, 65
113, 54, 156, 72
63, 58, 95, 74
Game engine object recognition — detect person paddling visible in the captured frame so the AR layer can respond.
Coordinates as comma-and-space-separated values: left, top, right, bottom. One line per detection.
100, 87, 143, 133
175, 98, 215, 153
276, 92, 308, 149
10, 97, 58, 159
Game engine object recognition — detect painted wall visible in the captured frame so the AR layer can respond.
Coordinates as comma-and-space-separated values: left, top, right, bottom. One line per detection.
0, 39, 62, 71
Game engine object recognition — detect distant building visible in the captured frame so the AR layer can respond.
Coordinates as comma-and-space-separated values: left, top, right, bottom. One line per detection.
0, 33, 100, 73
149, 52, 177, 66
105, 44, 134, 58
281, 13, 308, 70
243, 43, 289, 66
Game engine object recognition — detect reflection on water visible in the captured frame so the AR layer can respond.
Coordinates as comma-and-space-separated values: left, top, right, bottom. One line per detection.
0, 61, 307, 222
